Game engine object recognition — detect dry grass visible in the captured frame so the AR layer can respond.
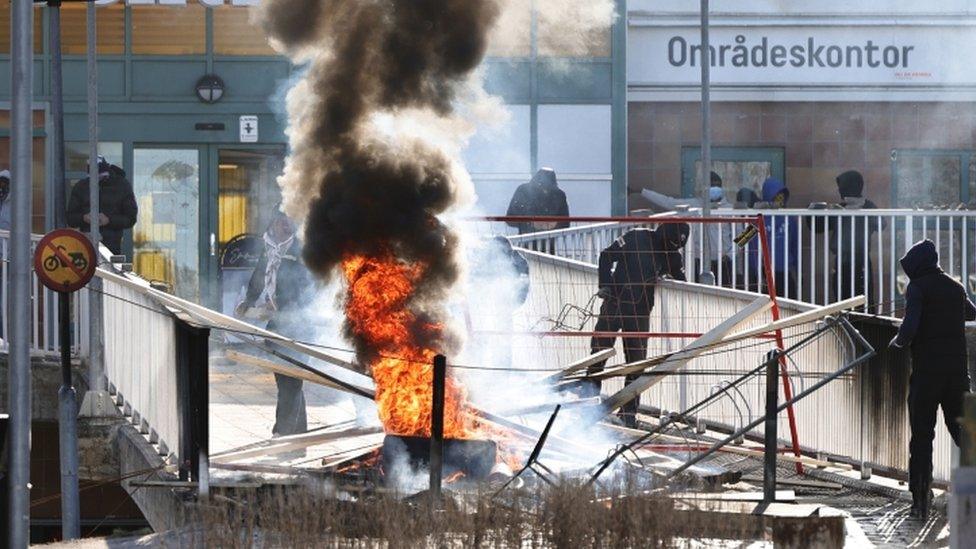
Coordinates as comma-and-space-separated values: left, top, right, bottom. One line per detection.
186, 476, 762, 548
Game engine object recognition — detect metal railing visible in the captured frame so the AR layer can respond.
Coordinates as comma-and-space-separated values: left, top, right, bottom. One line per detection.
99, 268, 180, 459
0, 230, 87, 357
519, 249, 954, 481
510, 209, 976, 315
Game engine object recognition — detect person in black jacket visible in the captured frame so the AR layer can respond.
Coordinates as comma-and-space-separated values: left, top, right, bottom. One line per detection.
66, 156, 138, 255
891, 239, 976, 518
236, 212, 314, 437
828, 170, 880, 309
586, 222, 690, 427
505, 168, 570, 235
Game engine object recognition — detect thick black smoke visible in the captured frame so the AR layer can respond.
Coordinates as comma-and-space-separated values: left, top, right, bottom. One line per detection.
258, 0, 502, 355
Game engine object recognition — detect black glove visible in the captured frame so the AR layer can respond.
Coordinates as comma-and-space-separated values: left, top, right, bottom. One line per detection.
597, 287, 612, 300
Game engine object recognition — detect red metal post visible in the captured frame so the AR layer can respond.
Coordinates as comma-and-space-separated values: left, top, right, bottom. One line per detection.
755, 214, 805, 474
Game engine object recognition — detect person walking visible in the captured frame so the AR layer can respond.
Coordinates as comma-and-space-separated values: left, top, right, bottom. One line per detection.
505, 168, 570, 235
236, 211, 313, 437
891, 239, 976, 518
585, 222, 690, 427
66, 156, 138, 256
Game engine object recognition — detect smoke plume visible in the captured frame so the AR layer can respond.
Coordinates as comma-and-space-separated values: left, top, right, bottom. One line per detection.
258, 0, 502, 362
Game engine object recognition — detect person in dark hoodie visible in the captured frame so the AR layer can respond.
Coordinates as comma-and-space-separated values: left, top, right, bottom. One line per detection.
891, 239, 976, 518
586, 222, 690, 427
506, 168, 570, 235
746, 178, 800, 298
822, 170, 880, 309
66, 156, 138, 255
236, 211, 314, 437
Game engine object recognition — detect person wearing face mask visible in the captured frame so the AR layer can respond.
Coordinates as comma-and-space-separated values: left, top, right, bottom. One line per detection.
641, 172, 734, 287
66, 155, 138, 256
0, 170, 10, 233
236, 211, 314, 437
584, 222, 690, 427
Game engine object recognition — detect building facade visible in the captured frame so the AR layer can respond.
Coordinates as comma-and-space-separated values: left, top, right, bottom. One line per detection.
627, 0, 976, 211
0, 0, 626, 310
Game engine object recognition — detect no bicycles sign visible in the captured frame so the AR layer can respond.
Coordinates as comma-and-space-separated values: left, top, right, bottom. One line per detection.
32, 229, 97, 293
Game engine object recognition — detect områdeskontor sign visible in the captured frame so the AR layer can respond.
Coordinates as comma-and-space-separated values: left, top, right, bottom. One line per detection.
629, 25, 974, 86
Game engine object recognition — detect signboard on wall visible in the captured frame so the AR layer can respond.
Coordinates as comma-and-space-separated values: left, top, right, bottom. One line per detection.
628, 25, 976, 87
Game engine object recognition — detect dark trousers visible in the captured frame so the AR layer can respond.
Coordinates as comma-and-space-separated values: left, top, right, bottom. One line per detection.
908, 362, 970, 499
267, 317, 308, 437
587, 297, 651, 423
837, 261, 875, 311
273, 373, 307, 436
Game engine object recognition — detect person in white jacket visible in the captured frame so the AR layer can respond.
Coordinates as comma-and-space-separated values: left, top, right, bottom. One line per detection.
641, 172, 735, 286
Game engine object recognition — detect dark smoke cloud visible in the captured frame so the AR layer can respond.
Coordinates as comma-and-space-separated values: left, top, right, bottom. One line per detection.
258, 0, 501, 356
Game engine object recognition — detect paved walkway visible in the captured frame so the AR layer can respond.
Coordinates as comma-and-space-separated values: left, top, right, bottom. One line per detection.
208, 345, 382, 471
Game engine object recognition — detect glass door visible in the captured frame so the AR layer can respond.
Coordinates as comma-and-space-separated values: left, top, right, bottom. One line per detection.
213, 147, 286, 316
131, 147, 204, 301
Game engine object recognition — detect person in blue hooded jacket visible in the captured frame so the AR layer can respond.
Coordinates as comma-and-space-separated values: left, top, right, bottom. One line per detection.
891, 239, 976, 518
746, 177, 799, 299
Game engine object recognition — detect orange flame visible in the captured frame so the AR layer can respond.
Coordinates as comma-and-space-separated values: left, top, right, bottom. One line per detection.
341, 250, 474, 439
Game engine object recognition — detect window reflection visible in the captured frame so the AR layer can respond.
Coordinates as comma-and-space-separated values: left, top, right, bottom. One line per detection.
132, 148, 200, 300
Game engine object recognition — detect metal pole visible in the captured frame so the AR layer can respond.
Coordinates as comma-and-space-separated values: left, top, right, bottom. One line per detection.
429, 355, 446, 501
49, 0, 66, 229
763, 351, 780, 504
699, 0, 714, 285
86, 0, 105, 395
8, 0, 34, 545
57, 293, 80, 539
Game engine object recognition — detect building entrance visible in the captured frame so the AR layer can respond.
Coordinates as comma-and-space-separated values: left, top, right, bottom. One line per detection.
131, 145, 285, 308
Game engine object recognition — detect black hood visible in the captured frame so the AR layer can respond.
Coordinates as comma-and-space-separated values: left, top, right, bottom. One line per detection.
530, 168, 558, 188
836, 170, 864, 199
654, 222, 690, 252
900, 239, 941, 280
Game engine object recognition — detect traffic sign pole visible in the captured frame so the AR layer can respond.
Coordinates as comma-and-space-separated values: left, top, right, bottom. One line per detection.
57, 292, 80, 539
33, 229, 95, 542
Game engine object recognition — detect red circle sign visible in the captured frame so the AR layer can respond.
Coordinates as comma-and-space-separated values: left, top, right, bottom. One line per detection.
32, 229, 98, 293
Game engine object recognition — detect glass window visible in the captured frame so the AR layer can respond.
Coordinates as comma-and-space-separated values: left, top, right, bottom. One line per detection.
60, 5, 125, 55
217, 148, 285, 316
131, 5, 206, 55
0, 8, 44, 54
692, 161, 772, 203
214, 9, 278, 56
65, 142, 123, 173
894, 151, 962, 208
538, 12, 611, 57
132, 148, 201, 300
487, 2, 531, 57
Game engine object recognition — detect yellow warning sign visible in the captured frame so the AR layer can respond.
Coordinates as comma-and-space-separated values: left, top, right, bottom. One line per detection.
33, 229, 97, 293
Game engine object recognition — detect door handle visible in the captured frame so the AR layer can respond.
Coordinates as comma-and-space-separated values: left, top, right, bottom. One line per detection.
210, 233, 217, 257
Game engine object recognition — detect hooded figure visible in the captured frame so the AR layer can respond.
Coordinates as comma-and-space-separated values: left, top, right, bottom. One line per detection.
586, 223, 690, 427
818, 170, 881, 308
66, 156, 139, 255
640, 175, 734, 286
746, 178, 799, 298
506, 168, 570, 235
735, 187, 760, 209
238, 212, 315, 437
892, 240, 976, 518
